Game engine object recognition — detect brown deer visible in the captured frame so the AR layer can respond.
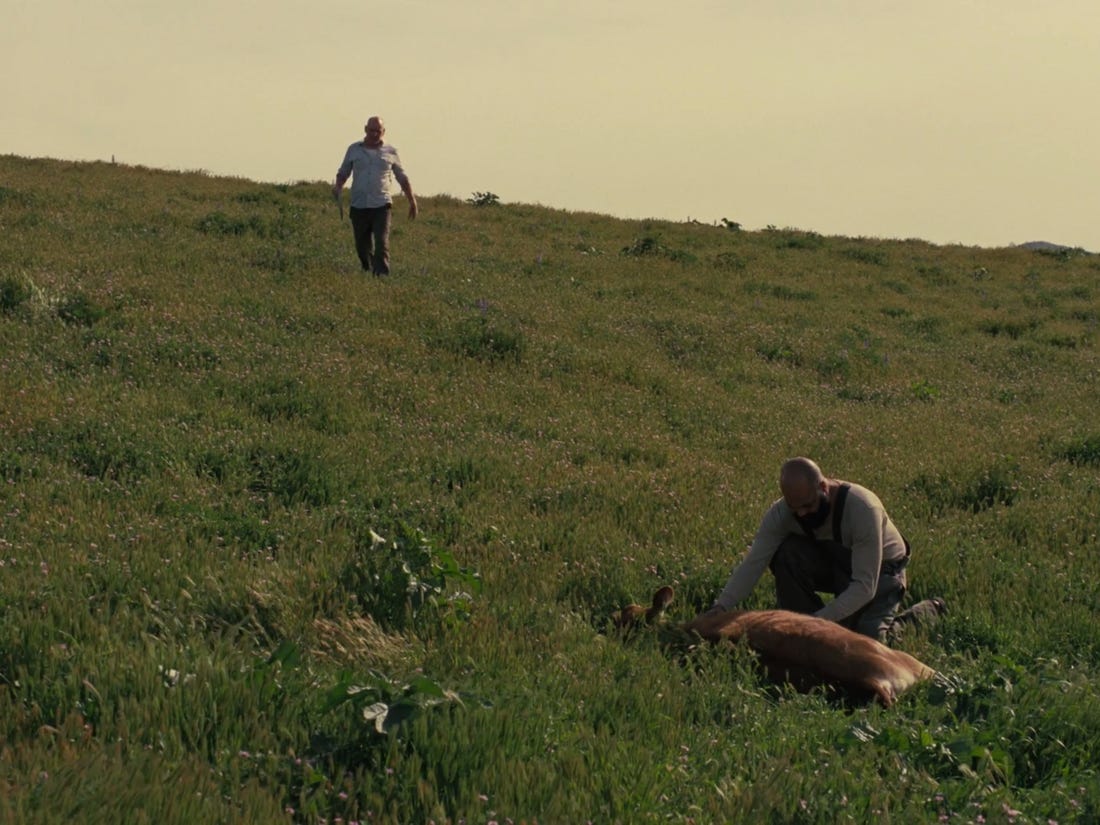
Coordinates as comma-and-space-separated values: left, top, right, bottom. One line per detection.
615, 586, 935, 707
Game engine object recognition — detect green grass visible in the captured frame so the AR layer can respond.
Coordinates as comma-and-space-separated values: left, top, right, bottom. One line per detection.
2, 154, 1099, 824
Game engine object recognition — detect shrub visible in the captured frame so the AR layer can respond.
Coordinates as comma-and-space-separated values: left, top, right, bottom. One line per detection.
338, 522, 482, 631
621, 235, 665, 257
901, 316, 944, 342
319, 669, 484, 738
744, 281, 816, 301
816, 348, 852, 379
234, 189, 282, 206
196, 211, 266, 236
240, 376, 340, 433
915, 264, 954, 285
0, 274, 33, 312
666, 248, 697, 264
435, 314, 524, 364
56, 292, 105, 327
981, 319, 1039, 339
756, 340, 801, 366
910, 379, 940, 402
1056, 434, 1100, 466
64, 424, 153, 480
0, 186, 36, 207
150, 337, 221, 371
1034, 246, 1087, 262
712, 251, 747, 270
178, 501, 283, 552
246, 446, 342, 508
774, 230, 824, 250
0, 450, 29, 483
907, 461, 1019, 514
466, 191, 500, 207
839, 247, 889, 266
620, 234, 696, 263
251, 246, 306, 275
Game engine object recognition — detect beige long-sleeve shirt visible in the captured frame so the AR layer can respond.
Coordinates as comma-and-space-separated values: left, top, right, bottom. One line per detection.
714, 482, 908, 622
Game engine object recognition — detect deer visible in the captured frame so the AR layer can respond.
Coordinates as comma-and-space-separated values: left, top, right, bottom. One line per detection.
613, 586, 936, 707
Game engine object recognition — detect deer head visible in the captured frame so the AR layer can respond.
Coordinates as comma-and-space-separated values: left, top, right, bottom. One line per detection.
612, 585, 674, 629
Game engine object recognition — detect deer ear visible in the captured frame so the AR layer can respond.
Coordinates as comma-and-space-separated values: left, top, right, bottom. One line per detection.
652, 586, 674, 612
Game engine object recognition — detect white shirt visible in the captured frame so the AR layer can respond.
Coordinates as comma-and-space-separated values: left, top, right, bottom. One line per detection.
335, 142, 409, 209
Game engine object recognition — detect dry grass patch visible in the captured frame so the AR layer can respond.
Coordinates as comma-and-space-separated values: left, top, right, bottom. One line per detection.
309, 615, 415, 669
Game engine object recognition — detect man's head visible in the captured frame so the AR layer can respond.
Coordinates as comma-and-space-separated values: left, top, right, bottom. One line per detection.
364, 116, 386, 147
780, 457, 831, 530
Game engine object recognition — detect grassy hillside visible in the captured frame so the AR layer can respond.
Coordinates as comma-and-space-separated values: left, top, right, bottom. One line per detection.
1, 154, 1099, 824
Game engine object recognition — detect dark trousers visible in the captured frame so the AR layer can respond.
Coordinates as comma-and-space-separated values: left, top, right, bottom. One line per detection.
349, 204, 392, 275
768, 533, 907, 641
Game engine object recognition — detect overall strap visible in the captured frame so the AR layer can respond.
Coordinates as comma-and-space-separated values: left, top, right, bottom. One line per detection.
832, 483, 851, 544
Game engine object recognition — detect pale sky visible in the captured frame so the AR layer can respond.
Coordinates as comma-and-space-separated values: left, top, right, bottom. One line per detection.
5, 1, 1099, 250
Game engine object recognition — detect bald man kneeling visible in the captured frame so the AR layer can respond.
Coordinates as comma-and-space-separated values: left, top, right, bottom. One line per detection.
707, 457, 944, 641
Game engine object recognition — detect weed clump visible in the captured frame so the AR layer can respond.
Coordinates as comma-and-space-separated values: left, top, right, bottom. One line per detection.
466, 191, 500, 207
621, 234, 696, 263
197, 210, 266, 236
839, 246, 889, 266
337, 522, 482, 631
434, 313, 525, 364
907, 461, 1020, 514
56, 292, 105, 326
1056, 434, 1100, 466
0, 274, 33, 312
245, 445, 342, 508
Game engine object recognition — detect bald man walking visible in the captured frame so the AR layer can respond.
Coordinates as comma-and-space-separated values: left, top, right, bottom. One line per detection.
708, 458, 943, 641
333, 115, 418, 277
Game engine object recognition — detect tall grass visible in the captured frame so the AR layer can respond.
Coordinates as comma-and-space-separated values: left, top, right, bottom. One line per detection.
1, 154, 1099, 824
